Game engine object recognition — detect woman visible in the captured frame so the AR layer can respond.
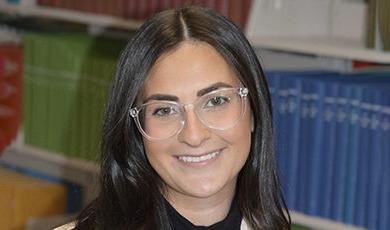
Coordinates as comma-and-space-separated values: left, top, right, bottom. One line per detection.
57, 6, 290, 230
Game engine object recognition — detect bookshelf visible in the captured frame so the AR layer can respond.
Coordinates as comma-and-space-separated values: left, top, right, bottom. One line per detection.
0, 1, 383, 229
247, 35, 390, 64
1, 142, 99, 205
0, 1, 142, 30
290, 212, 365, 230
1, 1, 390, 64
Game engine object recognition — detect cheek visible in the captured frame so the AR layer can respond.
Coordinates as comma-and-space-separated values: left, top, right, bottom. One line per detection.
218, 110, 252, 162
224, 107, 252, 145
143, 141, 168, 173
142, 139, 180, 185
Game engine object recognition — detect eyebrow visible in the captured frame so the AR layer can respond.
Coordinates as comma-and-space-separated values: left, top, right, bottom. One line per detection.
143, 82, 233, 104
196, 82, 233, 97
143, 94, 179, 103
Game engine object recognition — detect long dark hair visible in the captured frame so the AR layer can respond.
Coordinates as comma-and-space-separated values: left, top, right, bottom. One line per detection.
76, 6, 290, 230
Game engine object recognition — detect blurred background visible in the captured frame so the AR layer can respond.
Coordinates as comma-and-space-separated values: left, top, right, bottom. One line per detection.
0, 0, 388, 229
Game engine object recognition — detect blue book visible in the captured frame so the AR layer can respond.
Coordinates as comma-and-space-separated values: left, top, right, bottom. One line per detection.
306, 78, 326, 216
296, 77, 314, 213
366, 87, 388, 230
378, 97, 389, 230
330, 81, 353, 222
266, 72, 290, 201
354, 85, 376, 227
343, 83, 363, 225
319, 81, 339, 219
265, 73, 290, 200
284, 75, 303, 211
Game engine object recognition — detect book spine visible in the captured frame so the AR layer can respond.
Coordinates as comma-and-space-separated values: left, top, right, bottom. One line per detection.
353, 88, 374, 227
319, 83, 338, 218
330, 84, 352, 221
365, 88, 384, 230
306, 78, 325, 216
342, 84, 362, 225
378, 0, 390, 50
366, 0, 377, 48
0, 45, 23, 154
378, 97, 390, 230
124, 0, 138, 19
296, 78, 312, 213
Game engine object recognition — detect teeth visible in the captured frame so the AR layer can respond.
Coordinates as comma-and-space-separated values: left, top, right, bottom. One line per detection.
178, 151, 220, 163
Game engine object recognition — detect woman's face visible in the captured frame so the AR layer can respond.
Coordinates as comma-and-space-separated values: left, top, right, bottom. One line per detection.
140, 41, 252, 201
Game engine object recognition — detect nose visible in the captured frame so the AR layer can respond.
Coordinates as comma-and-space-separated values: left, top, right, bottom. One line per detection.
177, 106, 210, 147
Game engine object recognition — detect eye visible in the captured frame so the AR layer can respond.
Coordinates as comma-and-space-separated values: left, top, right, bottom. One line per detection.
205, 96, 230, 107
152, 106, 178, 117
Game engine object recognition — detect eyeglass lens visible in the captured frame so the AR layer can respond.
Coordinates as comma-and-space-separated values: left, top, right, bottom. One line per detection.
137, 88, 245, 140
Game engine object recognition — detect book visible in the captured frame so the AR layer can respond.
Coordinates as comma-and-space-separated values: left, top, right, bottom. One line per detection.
0, 165, 67, 229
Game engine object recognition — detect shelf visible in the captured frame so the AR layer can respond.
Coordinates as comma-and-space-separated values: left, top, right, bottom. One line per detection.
2, 2, 390, 64
248, 36, 390, 64
290, 211, 366, 230
4, 144, 99, 174
0, 2, 142, 30
1, 143, 99, 204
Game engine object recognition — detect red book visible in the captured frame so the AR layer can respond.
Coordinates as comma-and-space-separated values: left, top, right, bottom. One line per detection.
95, 0, 105, 14
77, 0, 89, 12
0, 45, 22, 155
63, 0, 75, 10
227, 0, 241, 28
52, 0, 63, 8
215, 0, 229, 17
88, 0, 98, 14
170, 0, 182, 9
37, 0, 51, 6
205, 0, 216, 9
124, 0, 138, 19
198, 0, 210, 8
148, 0, 160, 17
352, 61, 380, 70
114, 0, 126, 17
158, 0, 170, 10
240, 0, 252, 30
137, 0, 148, 19
106, 0, 117, 16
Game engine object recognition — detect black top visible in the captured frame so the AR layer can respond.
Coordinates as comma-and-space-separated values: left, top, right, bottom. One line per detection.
165, 197, 242, 230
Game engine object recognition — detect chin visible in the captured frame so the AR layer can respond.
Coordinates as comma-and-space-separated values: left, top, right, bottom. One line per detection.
181, 177, 236, 199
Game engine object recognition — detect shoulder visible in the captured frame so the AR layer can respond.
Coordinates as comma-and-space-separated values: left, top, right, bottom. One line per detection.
53, 221, 76, 230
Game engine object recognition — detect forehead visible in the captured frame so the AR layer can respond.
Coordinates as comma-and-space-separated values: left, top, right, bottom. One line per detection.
141, 41, 240, 101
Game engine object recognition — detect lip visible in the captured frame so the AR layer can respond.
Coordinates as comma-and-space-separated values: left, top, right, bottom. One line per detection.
174, 148, 224, 168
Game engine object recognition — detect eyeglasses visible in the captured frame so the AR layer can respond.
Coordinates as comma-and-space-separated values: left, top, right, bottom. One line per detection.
129, 87, 249, 141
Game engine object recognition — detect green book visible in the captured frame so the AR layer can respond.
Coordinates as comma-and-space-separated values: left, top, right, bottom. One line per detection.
22, 34, 34, 146
28, 33, 50, 149
378, 0, 390, 50
366, 0, 377, 48
291, 223, 311, 230
22, 31, 126, 161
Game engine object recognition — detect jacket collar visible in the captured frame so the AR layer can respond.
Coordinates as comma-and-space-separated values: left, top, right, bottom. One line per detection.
240, 218, 250, 230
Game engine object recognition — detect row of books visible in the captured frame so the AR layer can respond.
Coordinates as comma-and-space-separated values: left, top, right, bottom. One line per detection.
266, 71, 389, 230
0, 44, 22, 154
36, 0, 252, 29
23, 31, 126, 161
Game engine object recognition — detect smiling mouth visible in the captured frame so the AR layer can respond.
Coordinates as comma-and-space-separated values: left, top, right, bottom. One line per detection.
177, 150, 222, 163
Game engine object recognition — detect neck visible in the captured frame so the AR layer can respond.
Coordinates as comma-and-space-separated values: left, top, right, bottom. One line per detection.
165, 180, 237, 226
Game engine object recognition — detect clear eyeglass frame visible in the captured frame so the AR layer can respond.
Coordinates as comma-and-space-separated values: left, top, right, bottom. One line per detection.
129, 87, 249, 141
